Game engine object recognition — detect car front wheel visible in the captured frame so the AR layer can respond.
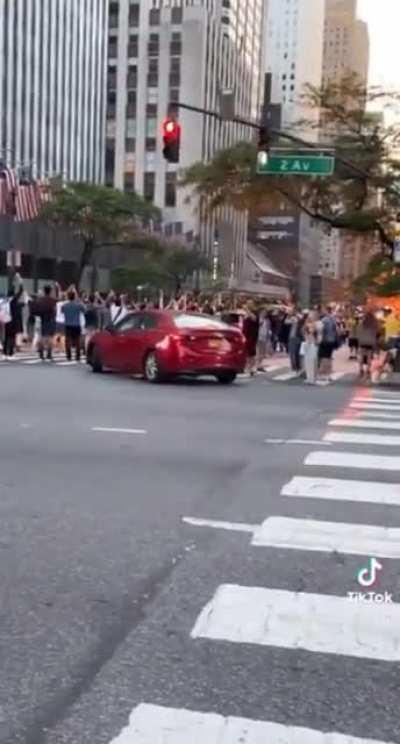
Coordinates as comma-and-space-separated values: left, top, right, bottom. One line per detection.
143, 351, 164, 383
216, 371, 237, 384
89, 346, 103, 374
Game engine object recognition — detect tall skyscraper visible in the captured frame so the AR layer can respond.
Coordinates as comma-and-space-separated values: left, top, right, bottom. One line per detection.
323, 0, 369, 88
106, 0, 264, 282
0, 0, 109, 183
264, 0, 325, 131
319, 0, 370, 283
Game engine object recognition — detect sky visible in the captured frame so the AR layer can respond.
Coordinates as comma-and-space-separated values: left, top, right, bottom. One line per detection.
358, 0, 400, 90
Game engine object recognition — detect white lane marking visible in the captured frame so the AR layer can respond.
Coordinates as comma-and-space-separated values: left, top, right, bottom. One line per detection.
325, 431, 400, 447
252, 516, 400, 558
110, 703, 395, 744
273, 371, 299, 381
91, 427, 147, 435
191, 584, 400, 661
23, 359, 43, 365
182, 517, 255, 534
330, 371, 347, 381
350, 402, 400, 412
282, 476, 400, 506
305, 450, 400, 470
330, 418, 400, 431
264, 438, 331, 446
57, 361, 78, 366
353, 397, 400, 405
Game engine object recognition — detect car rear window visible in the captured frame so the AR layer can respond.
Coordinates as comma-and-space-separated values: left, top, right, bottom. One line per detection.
174, 314, 230, 330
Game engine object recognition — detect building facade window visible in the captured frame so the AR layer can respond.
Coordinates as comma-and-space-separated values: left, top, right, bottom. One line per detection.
105, 141, 115, 186
148, 59, 158, 87
124, 172, 135, 192
108, 66, 117, 88
169, 88, 180, 103
129, 3, 139, 27
170, 32, 182, 56
109, 2, 119, 29
146, 103, 157, 118
126, 119, 137, 137
146, 118, 157, 137
169, 57, 181, 87
149, 8, 160, 26
171, 6, 183, 24
144, 172, 155, 201
108, 36, 118, 58
165, 172, 177, 207
107, 91, 116, 119
126, 90, 136, 117
148, 33, 159, 56
125, 137, 136, 152
127, 65, 137, 88
128, 34, 138, 57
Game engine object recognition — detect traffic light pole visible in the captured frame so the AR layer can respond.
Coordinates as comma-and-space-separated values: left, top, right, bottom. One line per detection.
172, 100, 375, 183
172, 99, 399, 254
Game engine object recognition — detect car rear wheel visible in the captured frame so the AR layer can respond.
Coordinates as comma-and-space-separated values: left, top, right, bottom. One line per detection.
89, 346, 103, 374
216, 371, 237, 385
143, 351, 164, 383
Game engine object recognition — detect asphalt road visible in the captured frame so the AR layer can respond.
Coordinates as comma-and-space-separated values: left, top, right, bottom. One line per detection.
0, 362, 399, 743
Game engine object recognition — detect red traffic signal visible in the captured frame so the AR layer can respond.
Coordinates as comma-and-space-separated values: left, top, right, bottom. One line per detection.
162, 117, 181, 163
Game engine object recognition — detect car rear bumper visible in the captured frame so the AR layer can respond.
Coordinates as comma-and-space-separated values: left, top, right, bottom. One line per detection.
174, 366, 245, 376
159, 349, 246, 375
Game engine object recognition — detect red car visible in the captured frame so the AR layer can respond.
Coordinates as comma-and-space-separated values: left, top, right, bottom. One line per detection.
87, 310, 246, 384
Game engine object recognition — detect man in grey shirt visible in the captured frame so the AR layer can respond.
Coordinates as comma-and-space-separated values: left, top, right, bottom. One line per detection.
61, 290, 85, 361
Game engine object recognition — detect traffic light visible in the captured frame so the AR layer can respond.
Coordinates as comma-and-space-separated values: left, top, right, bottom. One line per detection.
162, 117, 181, 163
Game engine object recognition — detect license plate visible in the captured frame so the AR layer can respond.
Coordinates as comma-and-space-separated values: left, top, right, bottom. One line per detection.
209, 339, 222, 348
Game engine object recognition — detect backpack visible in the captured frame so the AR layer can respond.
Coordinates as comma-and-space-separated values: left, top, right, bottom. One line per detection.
322, 316, 338, 345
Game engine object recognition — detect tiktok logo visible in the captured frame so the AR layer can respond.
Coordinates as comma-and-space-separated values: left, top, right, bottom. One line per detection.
357, 558, 383, 588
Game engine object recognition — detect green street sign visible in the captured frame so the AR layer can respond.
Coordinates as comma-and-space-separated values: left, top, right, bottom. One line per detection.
257, 153, 335, 176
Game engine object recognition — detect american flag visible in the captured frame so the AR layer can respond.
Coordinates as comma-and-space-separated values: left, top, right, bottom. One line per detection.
0, 167, 18, 216
0, 173, 7, 215
0, 168, 51, 221
15, 181, 42, 222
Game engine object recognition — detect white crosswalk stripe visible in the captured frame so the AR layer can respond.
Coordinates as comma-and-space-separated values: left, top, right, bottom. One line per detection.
356, 410, 400, 419
353, 397, 400, 405
252, 516, 400, 557
191, 584, 400, 661
282, 475, 400, 505
0, 352, 84, 367
273, 371, 300, 381
111, 704, 395, 744
350, 401, 400, 411
329, 418, 400, 430
264, 367, 352, 385
324, 431, 400, 446
305, 450, 400, 470
109, 389, 400, 744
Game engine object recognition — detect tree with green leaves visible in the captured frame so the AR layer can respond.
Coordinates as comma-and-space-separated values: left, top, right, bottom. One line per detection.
182, 76, 400, 254
112, 244, 209, 296
40, 182, 161, 287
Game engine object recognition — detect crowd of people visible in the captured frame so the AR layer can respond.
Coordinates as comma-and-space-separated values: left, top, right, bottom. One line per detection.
1, 276, 400, 384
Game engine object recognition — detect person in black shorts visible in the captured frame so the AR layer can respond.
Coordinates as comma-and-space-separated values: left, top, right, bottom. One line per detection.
356, 311, 380, 382
318, 307, 339, 381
